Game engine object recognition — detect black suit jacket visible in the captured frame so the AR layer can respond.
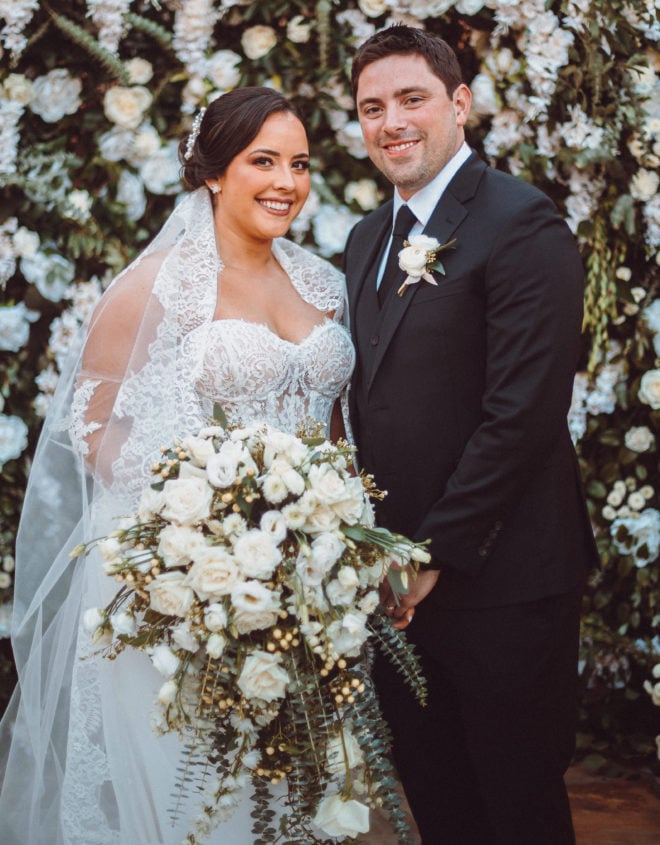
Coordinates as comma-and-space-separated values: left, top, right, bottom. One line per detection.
344, 152, 599, 609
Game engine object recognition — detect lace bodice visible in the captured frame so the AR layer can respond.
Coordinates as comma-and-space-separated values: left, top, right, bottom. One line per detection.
188, 317, 354, 434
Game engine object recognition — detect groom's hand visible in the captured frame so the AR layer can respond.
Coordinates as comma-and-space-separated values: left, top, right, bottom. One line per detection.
381, 564, 441, 630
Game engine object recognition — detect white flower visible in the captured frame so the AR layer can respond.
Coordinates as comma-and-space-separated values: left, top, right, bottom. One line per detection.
470, 72, 500, 116
625, 426, 656, 453
233, 529, 282, 579
204, 603, 228, 632
607, 489, 625, 507
207, 439, 252, 487
64, 189, 93, 222
357, 0, 387, 17
628, 492, 646, 511
139, 142, 181, 195
241, 25, 277, 60
128, 124, 161, 163
4, 73, 34, 105
308, 463, 347, 504
146, 571, 195, 617
310, 532, 345, 571
137, 485, 165, 521
262, 473, 289, 504
455, 0, 485, 13
161, 476, 213, 525
206, 49, 242, 90
186, 547, 241, 599
611, 508, 660, 567
0, 302, 39, 352
116, 170, 146, 221
335, 121, 368, 159
282, 501, 309, 530
0, 414, 28, 469
150, 644, 181, 677
260, 510, 288, 544
231, 580, 280, 614
287, 14, 312, 43
237, 650, 289, 703
206, 632, 227, 659
325, 728, 364, 774
233, 608, 280, 635
103, 85, 152, 130
30, 69, 82, 122
644, 299, 660, 333
312, 204, 362, 257
313, 791, 370, 839
20, 252, 75, 302
331, 476, 367, 525
630, 168, 660, 202
344, 178, 380, 211
326, 578, 357, 607
171, 621, 200, 652
83, 607, 107, 634
337, 566, 359, 590
222, 512, 247, 539
359, 589, 380, 615
125, 58, 154, 85
109, 611, 137, 637
303, 498, 343, 534
158, 679, 178, 705
326, 612, 369, 657
639, 369, 660, 409
644, 680, 660, 707
12, 226, 39, 258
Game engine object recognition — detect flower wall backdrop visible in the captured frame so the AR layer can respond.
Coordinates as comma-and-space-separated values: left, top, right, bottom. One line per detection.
0, 0, 658, 764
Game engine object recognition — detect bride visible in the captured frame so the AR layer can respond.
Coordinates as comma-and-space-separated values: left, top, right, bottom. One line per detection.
0, 87, 357, 844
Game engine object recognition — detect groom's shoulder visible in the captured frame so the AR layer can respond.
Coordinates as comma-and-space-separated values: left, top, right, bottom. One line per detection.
354, 200, 392, 234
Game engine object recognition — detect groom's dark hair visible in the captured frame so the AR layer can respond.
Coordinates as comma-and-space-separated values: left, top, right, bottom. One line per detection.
351, 25, 464, 99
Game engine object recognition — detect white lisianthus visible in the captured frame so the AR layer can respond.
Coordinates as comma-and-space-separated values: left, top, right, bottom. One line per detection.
110, 611, 137, 637
233, 608, 280, 635
0, 302, 39, 352
331, 476, 367, 524
310, 532, 345, 571
359, 589, 380, 615
260, 510, 288, 544
639, 369, 660, 409
326, 612, 369, 657
125, 58, 154, 85
161, 476, 213, 525
207, 439, 253, 487
186, 547, 241, 599
241, 25, 277, 60
325, 728, 364, 774
344, 178, 380, 211
326, 578, 357, 607
262, 473, 289, 504
150, 644, 181, 678
30, 69, 82, 122
630, 168, 660, 202
103, 85, 153, 130
206, 632, 227, 659
12, 226, 39, 258
204, 603, 228, 632
411, 546, 432, 564
0, 414, 28, 469
146, 571, 195, 617
158, 679, 178, 705
206, 49, 242, 89
171, 621, 200, 652
237, 650, 289, 703
138, 485, 165, 521
267, 457, 305, 496
296, 547, 327, 586
262, 430, 308, 466
287, 14, 312, 43
233, 529, 282, 579
231, 580, 280, 614
337, 566, 359, 590
313, 790, 370, 838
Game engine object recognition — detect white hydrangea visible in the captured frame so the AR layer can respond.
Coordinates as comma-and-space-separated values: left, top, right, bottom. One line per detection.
0, 302, 39, 353
29, 69, 82, 123
470, 72, 500, 116
173, 0, 220, 76
116, 171, 147, 221
0, 414, 29, 470
139, 142, 182, 195
20, 251, 76, 302
312, 205, 362, 258
483, 109, 533, 158
12, 226, 39, 258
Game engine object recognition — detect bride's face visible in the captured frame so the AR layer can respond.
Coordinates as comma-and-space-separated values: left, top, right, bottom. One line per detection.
215, 111, 310, 242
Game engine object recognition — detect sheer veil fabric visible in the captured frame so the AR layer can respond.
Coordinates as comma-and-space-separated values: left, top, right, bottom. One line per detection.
0, 188, 355, 844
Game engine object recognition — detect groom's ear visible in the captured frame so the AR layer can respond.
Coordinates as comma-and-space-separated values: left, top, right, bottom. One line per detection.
452, 84, 472, 127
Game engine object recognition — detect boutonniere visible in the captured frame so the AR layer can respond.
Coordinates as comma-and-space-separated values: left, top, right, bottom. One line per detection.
397, 234, 457, 297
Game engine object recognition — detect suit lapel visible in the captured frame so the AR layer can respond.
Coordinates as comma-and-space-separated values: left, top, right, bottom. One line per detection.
347, 203, 392, 333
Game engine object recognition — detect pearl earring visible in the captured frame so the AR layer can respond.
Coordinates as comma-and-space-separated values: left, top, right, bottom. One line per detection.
210, 184, 221, 194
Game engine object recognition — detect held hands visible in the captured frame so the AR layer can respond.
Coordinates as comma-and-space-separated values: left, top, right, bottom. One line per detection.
381, 560, 441, 630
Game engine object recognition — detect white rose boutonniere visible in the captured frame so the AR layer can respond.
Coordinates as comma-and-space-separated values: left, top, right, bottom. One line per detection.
397, 233, 457, 296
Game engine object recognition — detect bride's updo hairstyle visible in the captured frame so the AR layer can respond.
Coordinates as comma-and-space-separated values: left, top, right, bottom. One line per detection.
180, 86, 305, 191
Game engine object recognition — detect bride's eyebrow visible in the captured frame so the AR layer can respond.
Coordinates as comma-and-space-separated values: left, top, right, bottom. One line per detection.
249, 148, 310, 159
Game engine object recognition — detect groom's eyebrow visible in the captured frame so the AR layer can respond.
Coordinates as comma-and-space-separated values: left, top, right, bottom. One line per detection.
359, 85, 431, 106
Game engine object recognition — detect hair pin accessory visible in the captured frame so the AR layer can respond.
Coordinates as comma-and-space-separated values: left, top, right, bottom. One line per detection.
184, 106, 206, 161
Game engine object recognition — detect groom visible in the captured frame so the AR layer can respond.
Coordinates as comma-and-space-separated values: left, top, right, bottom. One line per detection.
344, 26, 600, 845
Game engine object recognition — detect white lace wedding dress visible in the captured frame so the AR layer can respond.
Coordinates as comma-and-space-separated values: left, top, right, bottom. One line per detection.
0, 189, 356, 845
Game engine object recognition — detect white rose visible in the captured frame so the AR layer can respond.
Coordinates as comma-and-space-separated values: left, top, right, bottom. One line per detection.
146, 571, 195, 617
304, 501, 342, 535
161, 476, 213, 525
206, 440, 245, 487
470, 72, 500, 116
326, 612, 369, 657
206, 49, 242, 90
231, 580, 280, 614
331, 477, 367, 525
204, 603, 228, 632
181, 434, 216, 468
125, 58, 154, 85
139, 142, 181, 195
138, 485, 165, 521
150, 644, 181, 677
237, 650, 289, 703
30, 69, 82, 122
260, 510, 288, 544
310, 532, 345, 571
308, 463, 347, 504
12, 226, 39, 258
337, 566, 359, 590
0, 414, 28, 469
325, 728, 364, 774
103, 85, 153, 130
171, 621, 199, 652
357, 0, 388, 17
287, 14, 312, 43
241, 25, 277, 61
0, 303, 39, 353
233, 529, 282, 579
262, 430, 308, 466
630, 168, 660, 202
157, 679, 178, 705
313, 791, 370, 839
4, 73, 34, 105
335, 121, 368, 159
233, 608, 279, 634
344, 178, 380, 211
359, 589, 380, 615
109, 611, 137, 637
186, 547, 241, 599
206, 632, 227, 659
639, 369, 660, 409
326, 578, 357, 607
128, 124, 161, 163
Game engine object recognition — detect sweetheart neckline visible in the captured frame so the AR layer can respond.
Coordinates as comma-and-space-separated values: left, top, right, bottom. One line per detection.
207, 316, 346, 348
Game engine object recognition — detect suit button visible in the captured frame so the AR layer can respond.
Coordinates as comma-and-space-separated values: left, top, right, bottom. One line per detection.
370, 335, 379, 346
478, 548, 487, 558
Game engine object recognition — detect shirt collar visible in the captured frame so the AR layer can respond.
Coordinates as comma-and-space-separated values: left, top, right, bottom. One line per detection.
392, 141, 472, 228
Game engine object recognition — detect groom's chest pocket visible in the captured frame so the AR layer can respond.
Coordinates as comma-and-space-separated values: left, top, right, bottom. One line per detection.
406, 273, 484, 331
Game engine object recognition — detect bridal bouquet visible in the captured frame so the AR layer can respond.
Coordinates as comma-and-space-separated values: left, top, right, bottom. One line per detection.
75, 414, 428, 845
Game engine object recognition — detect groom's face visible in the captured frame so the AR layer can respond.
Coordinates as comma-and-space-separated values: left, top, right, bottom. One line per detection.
355, 53, 471, 200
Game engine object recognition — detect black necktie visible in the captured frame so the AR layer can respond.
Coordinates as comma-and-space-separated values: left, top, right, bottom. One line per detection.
377, 204, 417, 307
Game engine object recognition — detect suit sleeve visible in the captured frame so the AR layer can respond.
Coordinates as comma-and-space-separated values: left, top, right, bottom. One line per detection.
413, 193, 584, 575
